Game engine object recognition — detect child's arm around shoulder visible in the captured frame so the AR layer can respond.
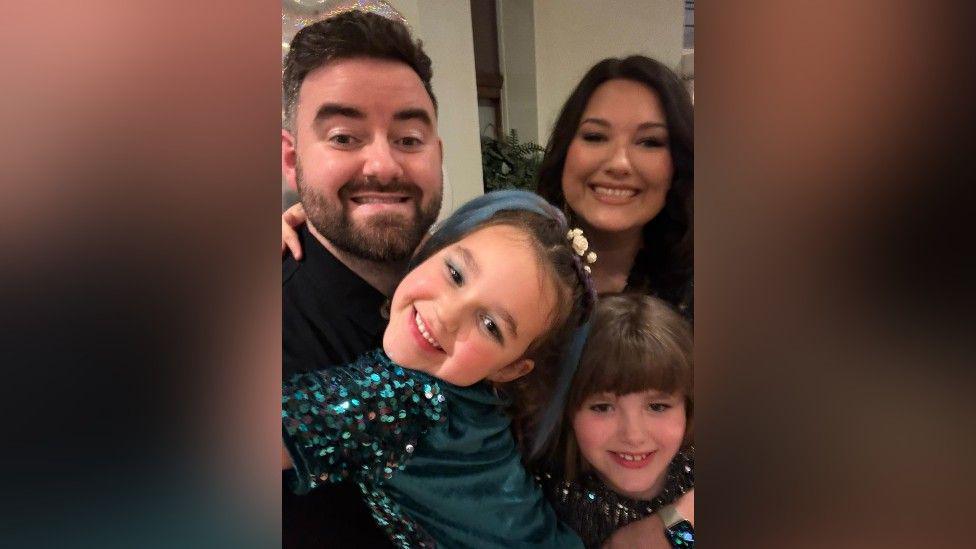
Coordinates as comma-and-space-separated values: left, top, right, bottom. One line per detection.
281, 351, 448, 494
602, 489, 694, 549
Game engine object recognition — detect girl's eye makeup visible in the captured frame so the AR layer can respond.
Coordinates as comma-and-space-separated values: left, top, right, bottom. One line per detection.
479, 313, 504, 344
443, 257, 503, 345
445, 260, 463, 285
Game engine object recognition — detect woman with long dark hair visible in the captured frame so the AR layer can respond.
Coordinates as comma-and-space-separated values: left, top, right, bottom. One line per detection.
535, 56, 693, 316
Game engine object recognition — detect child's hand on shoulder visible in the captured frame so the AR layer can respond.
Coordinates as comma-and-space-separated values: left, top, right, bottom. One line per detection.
602, 490, 694, 548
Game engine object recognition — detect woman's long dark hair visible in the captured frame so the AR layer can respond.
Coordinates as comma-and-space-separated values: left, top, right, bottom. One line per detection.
535, 56, 693, 307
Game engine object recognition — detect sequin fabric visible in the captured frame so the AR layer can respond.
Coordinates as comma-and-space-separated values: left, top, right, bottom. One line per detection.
536, 447, 694, 548
282, 349, 446, 547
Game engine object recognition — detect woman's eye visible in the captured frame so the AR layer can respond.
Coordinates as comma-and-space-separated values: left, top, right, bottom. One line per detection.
446, 262, 463, 285
637, 137, 667, 148
648, 403, 672, 413
588, 403, 613, 413
581, 132, 607, 143
480, 314, 503, 342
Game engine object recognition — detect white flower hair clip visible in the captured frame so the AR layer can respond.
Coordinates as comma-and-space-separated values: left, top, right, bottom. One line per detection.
566, 228, 598, 273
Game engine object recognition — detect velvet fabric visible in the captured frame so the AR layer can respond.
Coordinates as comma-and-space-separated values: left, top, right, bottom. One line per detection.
385, 373, 582, 548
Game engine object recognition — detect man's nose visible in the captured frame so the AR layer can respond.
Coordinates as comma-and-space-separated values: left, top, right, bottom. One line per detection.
361, 139, 404, 183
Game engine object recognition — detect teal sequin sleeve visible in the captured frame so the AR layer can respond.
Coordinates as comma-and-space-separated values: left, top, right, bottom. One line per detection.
282, 349, 447, 495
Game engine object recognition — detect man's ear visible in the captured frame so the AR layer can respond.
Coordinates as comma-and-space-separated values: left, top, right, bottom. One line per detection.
486, 358, 534, 384
282, 129, 298, 191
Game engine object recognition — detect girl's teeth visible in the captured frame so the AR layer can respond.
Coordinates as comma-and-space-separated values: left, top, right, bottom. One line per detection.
617, 452, 650, 461
414, 311, 441, 349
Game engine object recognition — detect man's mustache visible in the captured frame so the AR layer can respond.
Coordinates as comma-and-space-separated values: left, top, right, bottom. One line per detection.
339, 179, 422, 200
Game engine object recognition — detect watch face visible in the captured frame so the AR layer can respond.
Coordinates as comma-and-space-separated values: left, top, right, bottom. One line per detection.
665, 520, 695, 548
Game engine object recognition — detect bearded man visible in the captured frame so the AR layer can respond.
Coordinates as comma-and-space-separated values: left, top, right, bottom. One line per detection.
280, 11, 442, 549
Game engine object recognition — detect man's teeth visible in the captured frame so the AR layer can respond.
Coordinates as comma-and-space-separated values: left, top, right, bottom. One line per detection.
353, 196, 406, 204
616, 452, 651, 461
593, 186, 637, 198
414, 311, 442, 349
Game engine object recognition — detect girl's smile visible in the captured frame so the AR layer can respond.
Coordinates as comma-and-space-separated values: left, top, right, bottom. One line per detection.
410, 307, 443, 352
608, 450, 656, 469
573, 389, 686, 500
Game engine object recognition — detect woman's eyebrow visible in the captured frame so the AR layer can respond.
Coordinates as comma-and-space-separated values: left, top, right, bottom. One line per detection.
579, 117, 667, 131
579, 117, 610, 127
636, 121, 667, 131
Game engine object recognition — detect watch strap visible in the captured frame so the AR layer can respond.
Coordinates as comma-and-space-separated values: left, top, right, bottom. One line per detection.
658, 503, 684, 529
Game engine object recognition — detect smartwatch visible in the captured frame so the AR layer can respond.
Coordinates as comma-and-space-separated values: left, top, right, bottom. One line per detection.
658, 504, 694, 548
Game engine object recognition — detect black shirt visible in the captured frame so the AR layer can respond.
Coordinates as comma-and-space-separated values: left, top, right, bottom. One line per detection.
282, 225, 394, 548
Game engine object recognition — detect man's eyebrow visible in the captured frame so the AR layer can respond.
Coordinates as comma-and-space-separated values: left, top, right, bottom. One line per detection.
393, 108, 433, 127
313, 103, 365, 123
456, 245, 518, 338
579, 117, 667, 131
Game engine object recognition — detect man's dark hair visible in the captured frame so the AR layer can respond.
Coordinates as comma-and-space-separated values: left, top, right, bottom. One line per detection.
282, 10, 437, 130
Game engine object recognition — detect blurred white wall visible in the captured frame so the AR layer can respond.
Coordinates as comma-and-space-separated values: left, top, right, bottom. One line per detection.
390, 0, 483, 218
497, 0, 539, 145
501, 0, 683, 147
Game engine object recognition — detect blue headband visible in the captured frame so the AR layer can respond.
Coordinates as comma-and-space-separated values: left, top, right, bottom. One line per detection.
409, 189, 564, 270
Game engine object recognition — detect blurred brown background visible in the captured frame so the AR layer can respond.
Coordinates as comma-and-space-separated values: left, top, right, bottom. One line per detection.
0, 1, 973, 547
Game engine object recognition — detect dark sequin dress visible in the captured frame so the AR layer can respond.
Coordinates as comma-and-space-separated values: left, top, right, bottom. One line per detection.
283, 349, 583, 549
537, 448, 694, 548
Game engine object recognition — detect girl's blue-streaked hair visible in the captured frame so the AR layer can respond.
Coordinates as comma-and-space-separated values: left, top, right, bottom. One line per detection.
408, 190, 595, 462
409, 190, 565, 269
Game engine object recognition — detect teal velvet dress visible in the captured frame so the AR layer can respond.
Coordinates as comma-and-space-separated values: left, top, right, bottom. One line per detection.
283, 349, 583, 549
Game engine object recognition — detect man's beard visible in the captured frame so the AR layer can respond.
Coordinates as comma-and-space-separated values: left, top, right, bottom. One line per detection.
295, 162, 442, 262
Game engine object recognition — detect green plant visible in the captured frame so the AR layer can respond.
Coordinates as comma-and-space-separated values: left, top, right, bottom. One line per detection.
480, 129, 545, 192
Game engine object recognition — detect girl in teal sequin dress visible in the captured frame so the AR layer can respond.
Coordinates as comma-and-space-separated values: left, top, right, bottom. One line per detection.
539, 294, 695, 548
282, 191, 595, 548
